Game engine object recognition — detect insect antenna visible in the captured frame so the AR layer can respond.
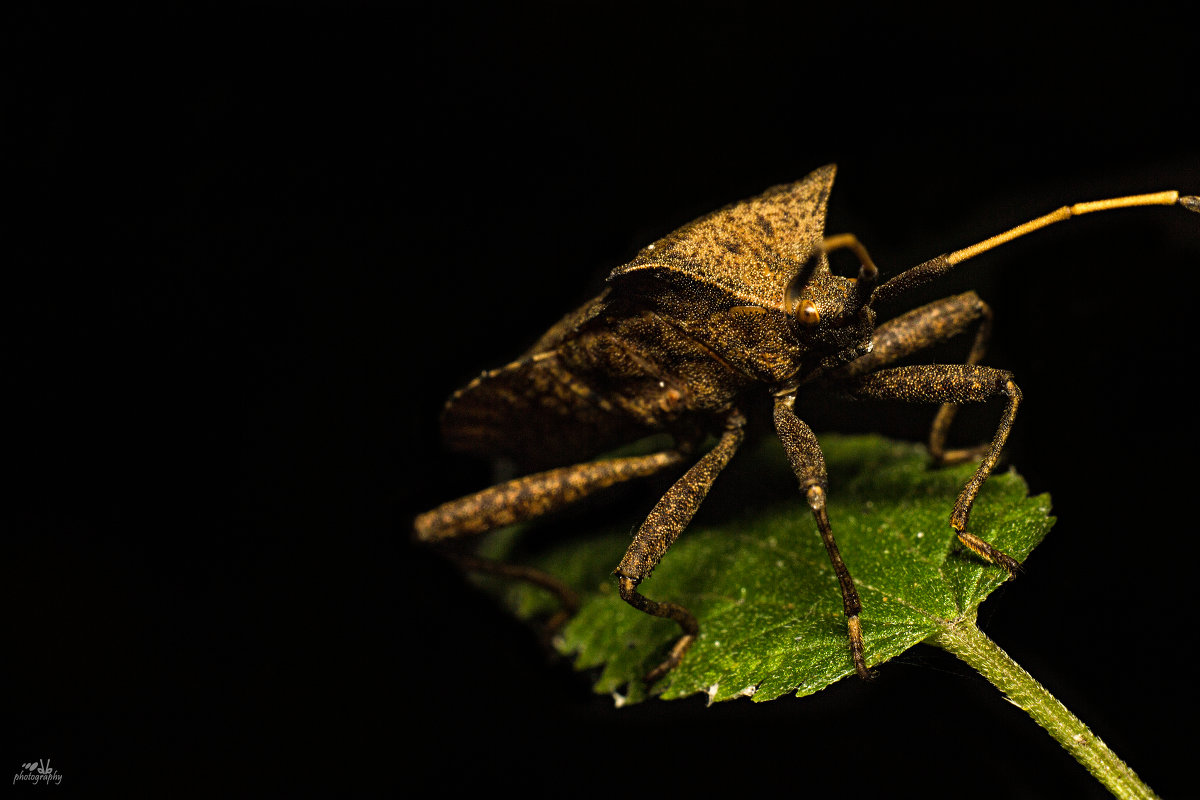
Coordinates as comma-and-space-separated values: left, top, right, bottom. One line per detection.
820, 233, 879, 313
870, 190, 1200, 307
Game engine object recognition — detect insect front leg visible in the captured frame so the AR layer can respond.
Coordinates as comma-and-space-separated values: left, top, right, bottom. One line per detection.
841, 364, 1023, 575
615, 409, 746, 684
414, 449, 688, 631
834, 291, 994, 465
773, 393, 870, 680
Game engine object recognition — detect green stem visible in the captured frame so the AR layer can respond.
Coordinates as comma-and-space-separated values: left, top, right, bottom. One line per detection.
926, 617, 1158, 800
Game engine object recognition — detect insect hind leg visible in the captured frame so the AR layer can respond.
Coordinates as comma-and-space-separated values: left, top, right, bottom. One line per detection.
614, 409, 746, 683
414, 450, 688, 542
452, 553, 581, 636
414, 448, 688, 632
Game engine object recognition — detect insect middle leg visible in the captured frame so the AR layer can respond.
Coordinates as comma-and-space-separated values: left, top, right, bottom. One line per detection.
841, 364, 1023, 575
834, 291, 994, 465
414, 448, 689, 630
773, 393, 870, 679
615, 408, 746, 683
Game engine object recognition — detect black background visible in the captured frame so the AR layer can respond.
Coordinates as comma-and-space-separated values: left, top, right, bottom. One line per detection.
6, 3, 1199, 796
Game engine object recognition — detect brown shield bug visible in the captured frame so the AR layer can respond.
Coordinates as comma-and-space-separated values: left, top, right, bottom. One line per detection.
413, 164, 1198, 683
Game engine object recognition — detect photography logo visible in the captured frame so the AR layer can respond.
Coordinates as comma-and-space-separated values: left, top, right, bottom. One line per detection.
13, 759, 62, 786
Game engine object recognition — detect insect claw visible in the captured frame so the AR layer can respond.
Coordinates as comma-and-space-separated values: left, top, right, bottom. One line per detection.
847, 615, 875, 680
1180, 195, 1200, 214
956, 530, 1021, 578
995, 551, 1024, 579
644, 633, 696, 684
932, 443, 991, 467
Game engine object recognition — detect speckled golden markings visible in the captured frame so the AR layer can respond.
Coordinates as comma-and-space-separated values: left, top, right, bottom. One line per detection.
414, 450, 687, 541
414, 164, 1199, 686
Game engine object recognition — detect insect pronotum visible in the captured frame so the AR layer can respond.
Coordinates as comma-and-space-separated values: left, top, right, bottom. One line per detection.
414, 165, 1198, 683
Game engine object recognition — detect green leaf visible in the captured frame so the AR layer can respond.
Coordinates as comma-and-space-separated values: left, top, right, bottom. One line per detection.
475, 433, 1054, 706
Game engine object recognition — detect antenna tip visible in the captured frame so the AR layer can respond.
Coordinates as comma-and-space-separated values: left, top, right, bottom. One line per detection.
1181, 195, 1200, 214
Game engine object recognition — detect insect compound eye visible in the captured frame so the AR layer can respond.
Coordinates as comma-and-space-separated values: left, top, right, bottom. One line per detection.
784, 251, 824, 327
796, 300, 820, 326
785, 274, 821, 326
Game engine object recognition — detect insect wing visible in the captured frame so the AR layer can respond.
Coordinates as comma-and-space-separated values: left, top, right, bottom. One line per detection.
440, 350, 648, 469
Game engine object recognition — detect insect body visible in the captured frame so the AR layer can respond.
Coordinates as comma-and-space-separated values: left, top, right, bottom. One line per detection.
414, 165, 1198, 683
